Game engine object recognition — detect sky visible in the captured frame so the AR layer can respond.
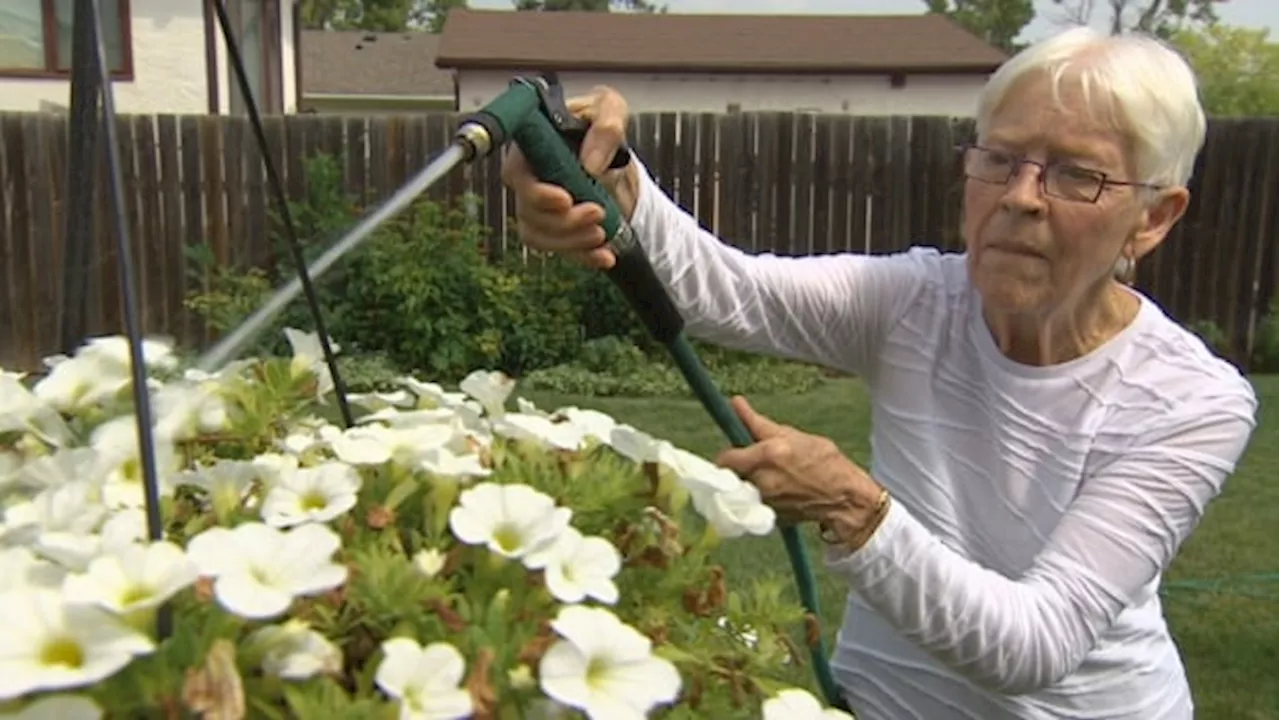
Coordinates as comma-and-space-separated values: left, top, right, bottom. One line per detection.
465, 0, 1280, 41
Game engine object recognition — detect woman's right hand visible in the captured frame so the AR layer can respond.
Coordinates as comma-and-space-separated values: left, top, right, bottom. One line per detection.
499, 85, 638, 271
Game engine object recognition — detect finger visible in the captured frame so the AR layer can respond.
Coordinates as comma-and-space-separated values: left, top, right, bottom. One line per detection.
568, 246, 617, 270
518, 220, 606, 254
580, 89, 628, 176
519, 202, 604, 239
503, 147, 578, 213
731, 396, 785, 441
715, 443, 770, 477
565, 94, 597, 118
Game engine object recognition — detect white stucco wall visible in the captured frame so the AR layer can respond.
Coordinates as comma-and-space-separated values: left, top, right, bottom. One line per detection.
455, 70, 990, 117
0, 0, 295, 115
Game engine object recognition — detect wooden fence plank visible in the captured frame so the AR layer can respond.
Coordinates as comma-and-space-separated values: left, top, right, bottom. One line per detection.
3, 117, 34, 366
133, 115, 166, 333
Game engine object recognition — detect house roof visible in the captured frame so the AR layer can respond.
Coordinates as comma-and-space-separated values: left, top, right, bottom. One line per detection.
299, 30, 455, 97
435, 10, 1007, 74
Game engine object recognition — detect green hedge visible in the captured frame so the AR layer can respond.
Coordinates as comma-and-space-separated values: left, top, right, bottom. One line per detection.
186, 154, 648, 380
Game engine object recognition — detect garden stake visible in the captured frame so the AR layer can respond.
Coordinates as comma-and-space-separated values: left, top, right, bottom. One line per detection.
69, 0, 171, 639
193, 72, 847, 711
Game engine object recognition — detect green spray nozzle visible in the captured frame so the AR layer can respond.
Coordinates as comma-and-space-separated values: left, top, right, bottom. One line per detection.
458, 75, 682, 344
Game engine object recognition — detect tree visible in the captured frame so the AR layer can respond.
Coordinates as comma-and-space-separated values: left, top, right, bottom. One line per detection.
1170, 23, 1278, 116
1049, 0, 1225, 37
924, 0, 1036, 54
297, 0, 454, 31
512, 0, 665, 12
423, 0, 468, 32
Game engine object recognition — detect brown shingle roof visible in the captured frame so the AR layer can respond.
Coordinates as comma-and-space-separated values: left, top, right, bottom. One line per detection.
436, 10, 1006, 74
300, 30, 455, 97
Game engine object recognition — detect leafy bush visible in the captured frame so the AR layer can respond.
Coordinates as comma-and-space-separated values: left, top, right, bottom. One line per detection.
1253, 296, 1278, 373
521, 338, 827, 397
0, 333, 851, 718
1187, 319, 1231, 359
185, 154, 644, 381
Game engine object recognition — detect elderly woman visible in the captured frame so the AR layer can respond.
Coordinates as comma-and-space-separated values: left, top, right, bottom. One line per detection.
500, 26, 1259, 720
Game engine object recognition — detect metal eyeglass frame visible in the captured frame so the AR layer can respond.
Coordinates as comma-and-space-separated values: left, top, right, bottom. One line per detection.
956, 143, 1165, 203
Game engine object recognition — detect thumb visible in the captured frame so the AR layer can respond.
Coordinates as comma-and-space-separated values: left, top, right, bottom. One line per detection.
731, 396, 783, 440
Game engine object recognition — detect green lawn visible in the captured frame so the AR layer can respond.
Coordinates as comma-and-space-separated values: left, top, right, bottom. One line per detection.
521, 375, 1279, 719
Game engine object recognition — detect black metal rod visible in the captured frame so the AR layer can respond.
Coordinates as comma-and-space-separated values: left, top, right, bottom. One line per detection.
83, 0, 171, 639
60, 0, 100, 354
210, 0, 354, 428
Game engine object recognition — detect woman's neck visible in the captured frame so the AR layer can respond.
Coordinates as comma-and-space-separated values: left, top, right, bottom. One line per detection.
984, 282, 1140, 367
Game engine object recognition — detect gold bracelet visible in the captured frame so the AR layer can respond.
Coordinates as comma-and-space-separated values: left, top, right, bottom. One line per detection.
819, 487, 891, 552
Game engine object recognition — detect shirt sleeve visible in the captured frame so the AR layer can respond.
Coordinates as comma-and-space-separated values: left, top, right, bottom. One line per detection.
625, 158, 935, 378
823, 386, 1259, 694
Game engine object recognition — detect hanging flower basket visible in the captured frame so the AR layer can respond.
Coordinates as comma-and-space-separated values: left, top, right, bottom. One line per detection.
0, 329, 853, 720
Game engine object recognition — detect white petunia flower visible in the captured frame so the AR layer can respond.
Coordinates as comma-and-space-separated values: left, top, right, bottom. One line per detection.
0, 693, 103, 719
397, 377, 471, 410
559, 407, 618, 445
347, 389, 414, 412
244, 619, 342, 680
412, 548, 446, 578
492, 414, 585, 452
173, 458, 261, 516
32, 336, 174, 413
151, 380, 228, 441
761, 688, 854, 720
0, 547, 66, 590
448, 482, 571, 568
458, 369, 515, 418
538, 605, 681, 720
690, 479, 776, 539
89, 415, 180, 510
15, 448, 101, 493
657, 444, 775, 538
329, 423, 457, 467
515, 397, 550, 417
260, 461, 361, 528
283, 327, 339, 398
0, 481, 108, 570
251, 453, 298, 490
419, 446, 491, 480
527, 526, 622, 605
0, 374, 71, 446
609, 425, 662, 464
185, 522, 347, 620
356, 406, 458, 428
0, 588, 154, 701
61, 541, 200, 616
374, 637, 473, 720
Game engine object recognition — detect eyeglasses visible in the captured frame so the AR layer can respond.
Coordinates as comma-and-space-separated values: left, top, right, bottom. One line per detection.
957, 144, 1164, 203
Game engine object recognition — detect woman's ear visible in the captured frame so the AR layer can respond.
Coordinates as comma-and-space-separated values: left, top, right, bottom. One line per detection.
1132, 186, 1190, 260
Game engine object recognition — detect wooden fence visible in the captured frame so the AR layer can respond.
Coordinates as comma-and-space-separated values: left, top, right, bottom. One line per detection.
1, 111, 1275, 371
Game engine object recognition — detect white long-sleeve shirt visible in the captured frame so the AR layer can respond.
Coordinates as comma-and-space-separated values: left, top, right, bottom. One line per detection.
624, 161, 1259, 719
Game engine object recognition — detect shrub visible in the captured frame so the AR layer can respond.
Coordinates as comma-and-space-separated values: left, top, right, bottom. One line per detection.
1186, 319, 1231, 359
521, 338, 828, 397
0, 333, 851, 719
1253, 296, 1278, 373
185, 154, 644, 381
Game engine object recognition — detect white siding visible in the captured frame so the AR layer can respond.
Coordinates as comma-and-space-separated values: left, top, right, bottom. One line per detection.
0, 0, 296, 115
455, 69, 989, 117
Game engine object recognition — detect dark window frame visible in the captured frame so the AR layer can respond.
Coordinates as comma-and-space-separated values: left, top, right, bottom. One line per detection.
0, 0, 134, 80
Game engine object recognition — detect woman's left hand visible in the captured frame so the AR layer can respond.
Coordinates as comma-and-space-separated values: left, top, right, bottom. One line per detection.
714, 396, 883, 528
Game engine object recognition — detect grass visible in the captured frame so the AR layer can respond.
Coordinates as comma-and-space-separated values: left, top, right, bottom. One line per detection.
521, 375, 1279, 720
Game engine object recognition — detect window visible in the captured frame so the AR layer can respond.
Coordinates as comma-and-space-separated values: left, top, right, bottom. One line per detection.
0, 0, 132, 78
225, 0, 282, 114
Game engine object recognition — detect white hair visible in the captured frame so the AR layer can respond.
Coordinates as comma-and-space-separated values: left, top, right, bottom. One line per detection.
975, 26, 1206, 187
